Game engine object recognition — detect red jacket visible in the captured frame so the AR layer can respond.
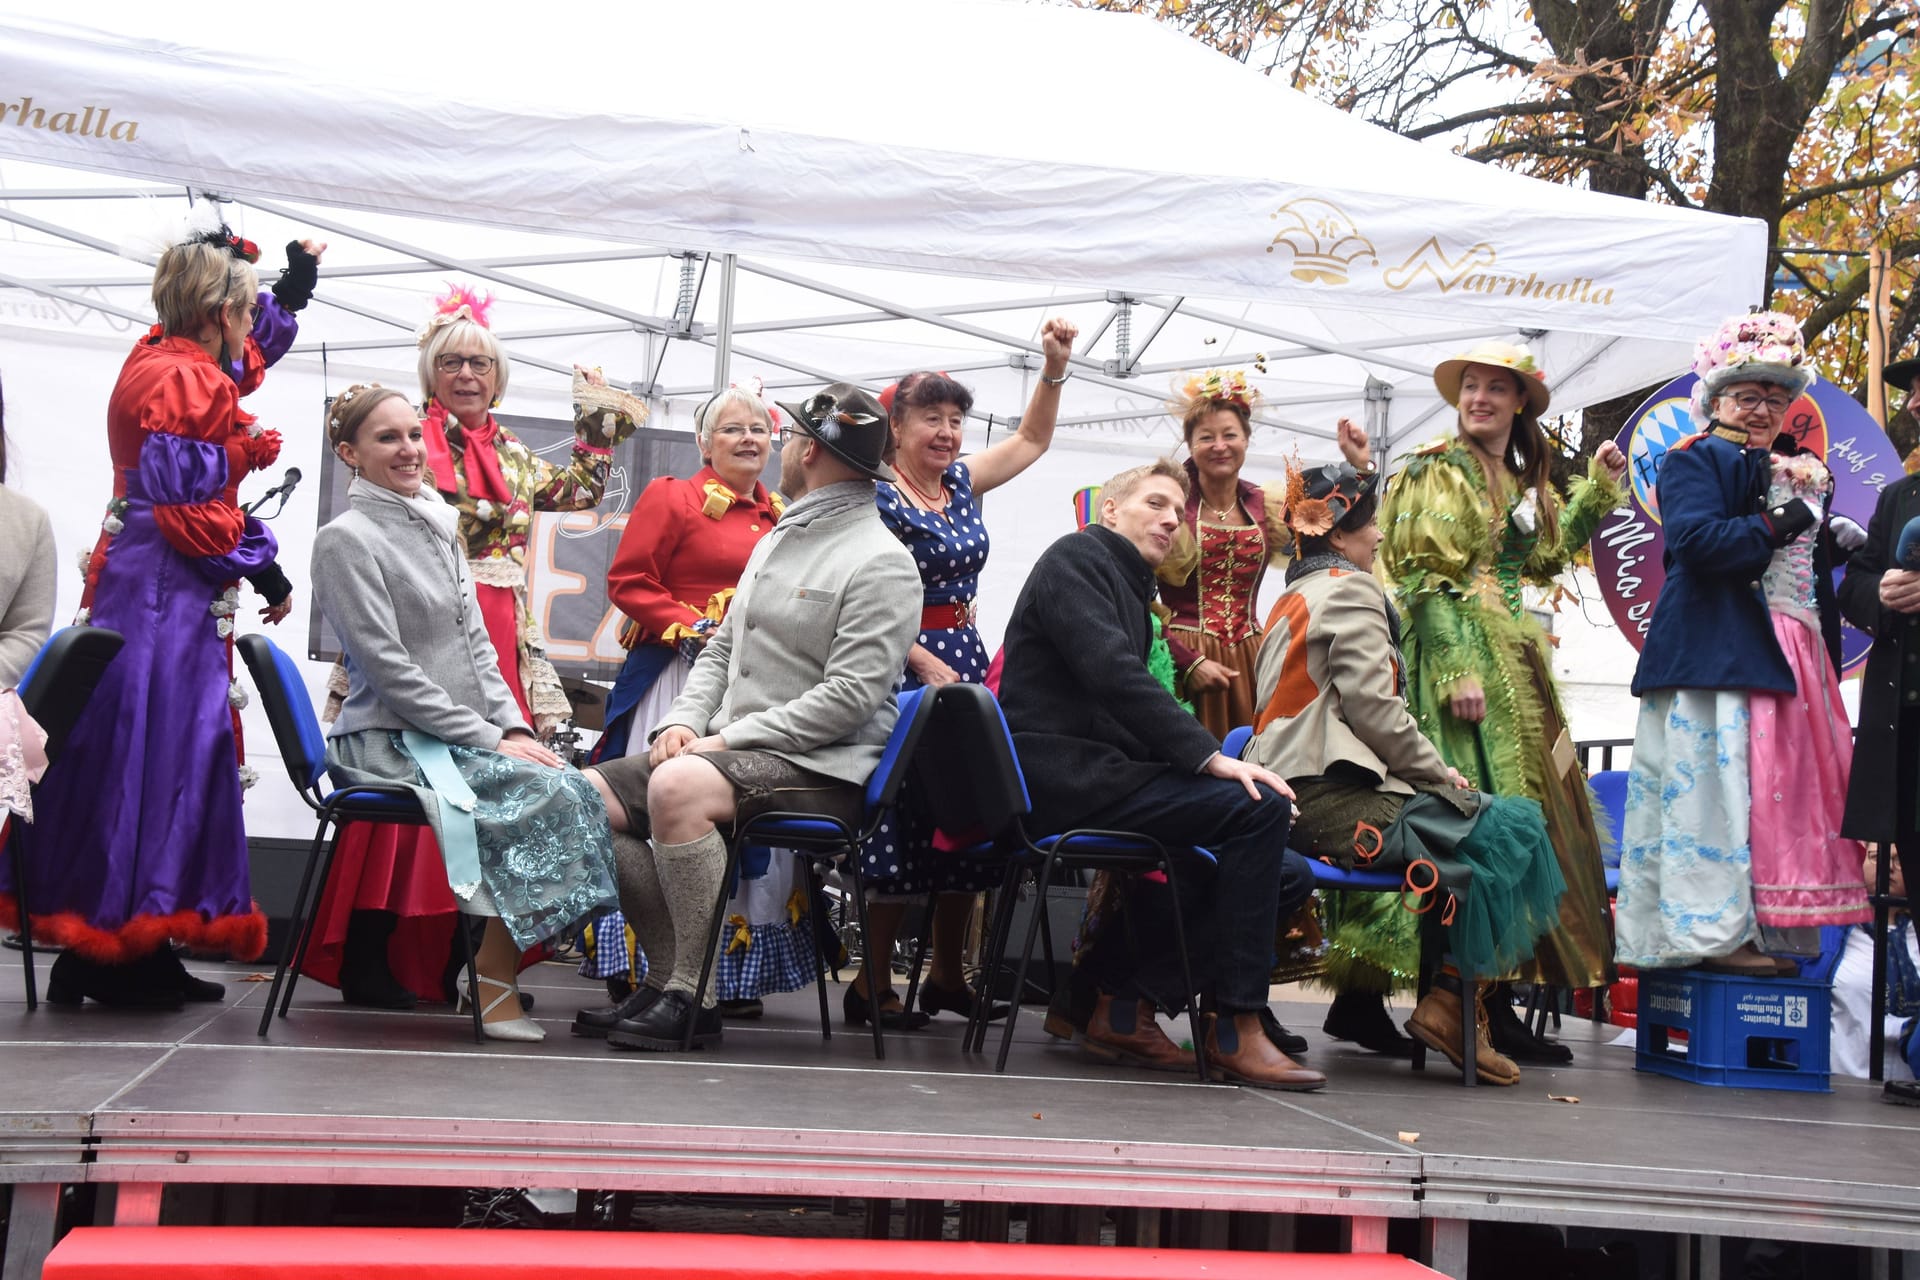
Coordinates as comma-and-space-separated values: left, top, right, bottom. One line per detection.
606, 466, 781, 645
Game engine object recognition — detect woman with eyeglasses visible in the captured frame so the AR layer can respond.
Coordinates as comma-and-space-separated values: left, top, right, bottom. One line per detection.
1615, 313, 1869, 972
570, 384, 796, 1031
301, 284, 647, 1011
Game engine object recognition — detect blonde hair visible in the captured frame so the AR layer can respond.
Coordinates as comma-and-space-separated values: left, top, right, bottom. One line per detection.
151, 241, 258, 336
418, 316, 510, 405
1181, 398, 1251, 445
1100, 458, 1189, 515
326, 384, 415, 449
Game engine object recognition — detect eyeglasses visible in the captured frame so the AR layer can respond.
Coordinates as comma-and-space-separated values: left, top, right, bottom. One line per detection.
712, 423, 775, 441
435, 354, 497, 375
1726, 391, 1794, 414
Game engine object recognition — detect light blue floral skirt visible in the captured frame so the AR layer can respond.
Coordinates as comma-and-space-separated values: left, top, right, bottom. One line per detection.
327, 730, 619, 952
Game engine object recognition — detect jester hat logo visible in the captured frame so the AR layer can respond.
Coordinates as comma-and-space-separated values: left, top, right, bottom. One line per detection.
1267, 198, 1378, 285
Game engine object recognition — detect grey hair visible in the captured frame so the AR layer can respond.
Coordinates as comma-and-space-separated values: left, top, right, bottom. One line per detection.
693, 386, 772, 453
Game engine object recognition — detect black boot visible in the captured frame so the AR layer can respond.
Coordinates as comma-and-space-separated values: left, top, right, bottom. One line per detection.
150, 946, 227, 1003
341, 910, 415, 1010
1322, 990, 1415, 1058
1258, 1007, 1310, 1056
45, 949, 186, 1009
1482, 983, 1574, 1064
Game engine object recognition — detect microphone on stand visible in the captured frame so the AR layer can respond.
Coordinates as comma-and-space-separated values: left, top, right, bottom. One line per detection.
244, 467, 303, 516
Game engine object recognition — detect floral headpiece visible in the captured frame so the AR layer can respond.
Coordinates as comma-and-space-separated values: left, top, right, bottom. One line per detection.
1169, 367, 1260, 419
1282, 455, 1376, 538
1690, 311, 1815, 425
417, 283, 496, 349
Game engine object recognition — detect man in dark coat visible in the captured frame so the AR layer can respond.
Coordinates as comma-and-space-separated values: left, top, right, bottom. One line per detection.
998, 459, 1322, 1091
1838, 448, 1920, 1107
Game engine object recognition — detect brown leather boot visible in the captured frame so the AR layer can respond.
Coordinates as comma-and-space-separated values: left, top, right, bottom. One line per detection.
1406, 981, 1520, 1086
1082, 993, 1191, 1072
1205, 1011, 1328, 1092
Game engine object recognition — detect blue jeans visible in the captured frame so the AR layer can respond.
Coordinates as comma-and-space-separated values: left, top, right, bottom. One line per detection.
1075, 774, 1309, 1013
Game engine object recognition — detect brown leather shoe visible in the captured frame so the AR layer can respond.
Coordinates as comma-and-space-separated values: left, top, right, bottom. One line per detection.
1205, 1012, 1327, 1092
1082, 993, 1191, 1073
1405, 984, 1520, 1086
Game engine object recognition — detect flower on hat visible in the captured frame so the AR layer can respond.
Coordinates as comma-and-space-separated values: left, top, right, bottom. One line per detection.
417, 283, 496, 348
1689, 311, 1815, 425
1172, 368, 1259, 417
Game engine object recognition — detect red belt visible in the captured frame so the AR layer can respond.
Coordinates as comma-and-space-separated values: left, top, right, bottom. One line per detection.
922, 600, 977, 631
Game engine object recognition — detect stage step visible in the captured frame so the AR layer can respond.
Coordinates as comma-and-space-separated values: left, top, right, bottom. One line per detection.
42, 1227, 1440, 1279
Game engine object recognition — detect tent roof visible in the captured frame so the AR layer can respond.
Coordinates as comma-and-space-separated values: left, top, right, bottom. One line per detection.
0, 0, 1767, 456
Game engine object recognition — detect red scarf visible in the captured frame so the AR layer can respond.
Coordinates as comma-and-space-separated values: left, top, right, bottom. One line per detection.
423, 402, 512, 505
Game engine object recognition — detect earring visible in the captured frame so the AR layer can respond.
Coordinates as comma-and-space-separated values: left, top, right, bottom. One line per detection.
490, 397, 500, 409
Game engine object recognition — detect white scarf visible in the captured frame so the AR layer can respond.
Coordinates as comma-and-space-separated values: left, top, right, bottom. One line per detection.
348, 475, 462, 546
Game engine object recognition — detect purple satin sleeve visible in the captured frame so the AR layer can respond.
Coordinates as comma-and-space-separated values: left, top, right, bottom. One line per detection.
136, 432, 230, 505
250, 292, 299, 369
199, 515, 279, 581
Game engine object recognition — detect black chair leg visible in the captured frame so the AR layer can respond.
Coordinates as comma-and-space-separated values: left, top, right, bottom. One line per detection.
686, 839, 747, 1052
11, 824, 37, 1011
995, 852, 1059, 1074
967, 866, 1023, 1056
456, 913, 484, 1044
844, 863, 885, 1061
260, 822, 334, 1035
1157, 854, 1208, 1084
900, 894, 936, 1016
806, 856, 832, 1042
1870, 845, 1894, 1082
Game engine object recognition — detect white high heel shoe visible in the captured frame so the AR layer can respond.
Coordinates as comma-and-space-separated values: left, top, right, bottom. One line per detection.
465, 973, 545, 1042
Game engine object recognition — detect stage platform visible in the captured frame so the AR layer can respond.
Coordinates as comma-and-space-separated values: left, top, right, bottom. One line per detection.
2, 949, 1917, 1279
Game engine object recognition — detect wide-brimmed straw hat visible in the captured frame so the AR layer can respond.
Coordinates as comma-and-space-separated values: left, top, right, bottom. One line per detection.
775, 383, 896, 483
1432, 342, 1551, 418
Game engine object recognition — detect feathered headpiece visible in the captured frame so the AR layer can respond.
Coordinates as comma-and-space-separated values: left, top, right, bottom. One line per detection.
121, 199, 259, 266
1169, 367, 1260, 419
1283, 454, 1376, 538
418, 283, 496, 348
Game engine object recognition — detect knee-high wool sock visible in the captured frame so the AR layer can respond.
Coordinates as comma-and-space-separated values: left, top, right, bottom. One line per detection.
650, 828, 729, 1008
611, 832, 674, 993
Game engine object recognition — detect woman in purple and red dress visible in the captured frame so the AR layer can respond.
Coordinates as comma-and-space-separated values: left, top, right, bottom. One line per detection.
0, 227, 321, 1006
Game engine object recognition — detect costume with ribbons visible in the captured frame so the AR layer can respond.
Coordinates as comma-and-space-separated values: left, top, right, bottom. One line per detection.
0, 307, 301, 961
303, 375, 644, 1002
582, 466, 812, 999
1378, 436, 1623, 989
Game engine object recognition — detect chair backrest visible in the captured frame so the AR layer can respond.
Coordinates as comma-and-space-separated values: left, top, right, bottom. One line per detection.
864, 686, 935, 813
1221, 724, 1252, 760
236, 634, 329, 794
908, 682, 1032, 841
16, 626, 125, 762
1590, 769, 1628, 862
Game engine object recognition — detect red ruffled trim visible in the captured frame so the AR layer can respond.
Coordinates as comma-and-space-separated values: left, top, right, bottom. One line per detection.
0, 894, 267, 964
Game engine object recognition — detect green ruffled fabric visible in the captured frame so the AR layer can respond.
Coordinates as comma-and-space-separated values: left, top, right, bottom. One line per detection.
1147, 612, 1192, 713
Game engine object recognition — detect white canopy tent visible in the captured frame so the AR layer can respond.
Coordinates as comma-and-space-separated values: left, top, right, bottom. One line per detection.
0, 0, 1757, 834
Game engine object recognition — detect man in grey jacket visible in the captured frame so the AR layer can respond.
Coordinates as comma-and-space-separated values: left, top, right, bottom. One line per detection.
577, 384, 921, 1052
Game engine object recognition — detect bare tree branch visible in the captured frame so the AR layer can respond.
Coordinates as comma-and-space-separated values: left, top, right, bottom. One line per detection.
1784, 160, 1920, 213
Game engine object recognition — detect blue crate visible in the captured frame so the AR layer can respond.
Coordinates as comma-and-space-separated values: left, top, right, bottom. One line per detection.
1635, 968, 1830, 1093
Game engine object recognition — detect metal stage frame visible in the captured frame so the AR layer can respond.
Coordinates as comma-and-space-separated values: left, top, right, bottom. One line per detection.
2, 951, 1917, 1280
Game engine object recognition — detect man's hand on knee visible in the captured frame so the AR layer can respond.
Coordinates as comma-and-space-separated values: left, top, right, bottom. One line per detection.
1202, 751, 1296, 803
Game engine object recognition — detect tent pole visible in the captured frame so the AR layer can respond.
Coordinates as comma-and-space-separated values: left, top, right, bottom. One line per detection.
713, 253, 738, 390
1365, 375, 1394, 466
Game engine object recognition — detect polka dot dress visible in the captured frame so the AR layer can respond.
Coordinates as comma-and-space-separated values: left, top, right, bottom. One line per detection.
861, 461, 999, 895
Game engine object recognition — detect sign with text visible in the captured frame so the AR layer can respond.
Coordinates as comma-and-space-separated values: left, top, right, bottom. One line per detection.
1590, 374, 1895, 675
307, 411, 710, 681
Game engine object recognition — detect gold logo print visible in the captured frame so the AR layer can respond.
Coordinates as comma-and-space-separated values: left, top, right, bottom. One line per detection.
1383, 235, 1496, 291
1266, 199, 1378, 285
1382, 235, 1616, 306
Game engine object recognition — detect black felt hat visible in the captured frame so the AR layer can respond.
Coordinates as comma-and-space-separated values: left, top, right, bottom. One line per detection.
776, 383, 896, 483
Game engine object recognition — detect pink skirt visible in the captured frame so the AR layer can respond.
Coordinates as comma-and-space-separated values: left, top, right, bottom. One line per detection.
1746, 612, 1870, 929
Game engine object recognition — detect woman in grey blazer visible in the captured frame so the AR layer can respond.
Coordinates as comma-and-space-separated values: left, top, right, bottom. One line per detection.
313, 385, 622, 1041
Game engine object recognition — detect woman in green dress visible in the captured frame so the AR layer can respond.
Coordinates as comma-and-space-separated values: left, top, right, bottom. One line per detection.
1375, 341, 1627, 1062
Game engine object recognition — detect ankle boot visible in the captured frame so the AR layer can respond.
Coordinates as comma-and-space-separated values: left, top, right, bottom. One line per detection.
1482, 982, 1573, 1064
1204, 1011, 1327, 1092
1082, 993, 1190, 1072
341, 910, 416, 1010
1323, 990, 1414, 1057
1405, 978, 1520, 1085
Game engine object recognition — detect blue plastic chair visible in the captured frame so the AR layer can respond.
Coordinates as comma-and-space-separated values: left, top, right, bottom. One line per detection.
908, 683, 1213, 1080
1226, 723, 1476, 1086
685, 686, 938, 1059
235, 635, 488, 1043
8, 625, 125, 1009
1589, 769, 1628, 869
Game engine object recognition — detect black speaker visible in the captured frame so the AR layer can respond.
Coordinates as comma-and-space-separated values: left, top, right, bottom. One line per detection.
246, 837, 313, 962
988, 879, 1087, 1005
